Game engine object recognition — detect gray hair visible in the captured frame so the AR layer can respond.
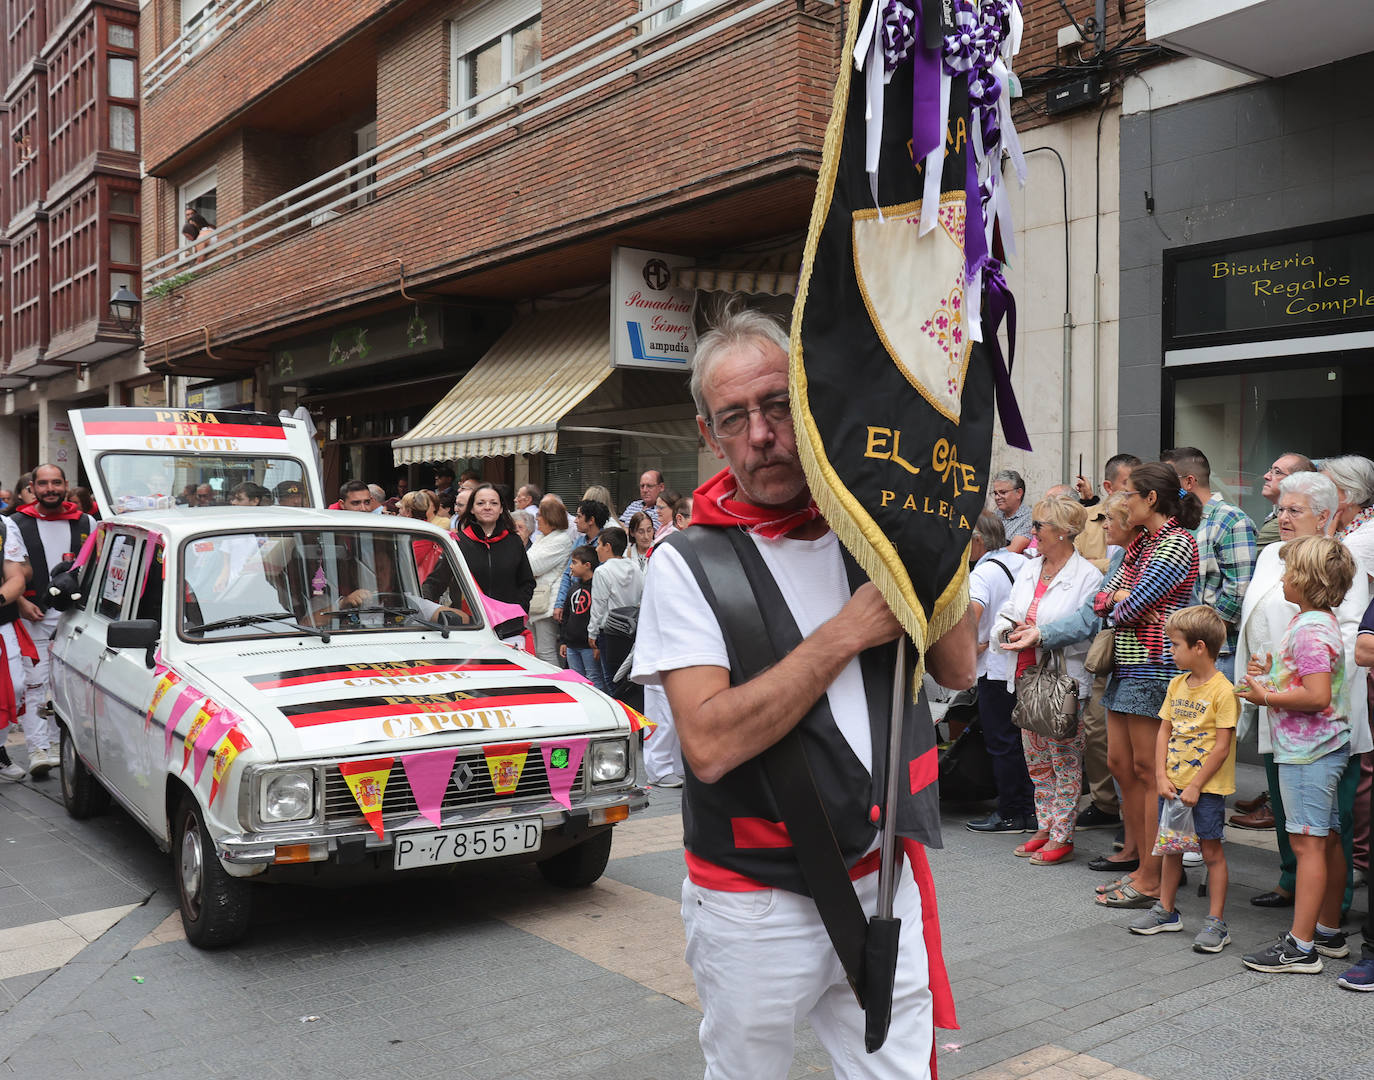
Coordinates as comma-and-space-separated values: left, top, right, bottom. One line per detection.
973, 510, 1007, 552
1321, 455, 1374, 509
689, 304, 789, 417
1280, 471, 1339, 521
991, 469, 1025, 493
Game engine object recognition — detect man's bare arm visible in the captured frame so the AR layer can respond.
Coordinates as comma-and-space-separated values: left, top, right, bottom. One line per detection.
663, 582, 901, 784
926, 606, 977, 690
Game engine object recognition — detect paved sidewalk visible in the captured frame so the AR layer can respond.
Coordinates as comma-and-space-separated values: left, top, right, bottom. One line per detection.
1, 756, 1370, 1079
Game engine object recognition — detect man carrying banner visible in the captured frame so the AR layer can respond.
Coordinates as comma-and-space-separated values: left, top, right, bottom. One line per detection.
633, 308, 975, 1078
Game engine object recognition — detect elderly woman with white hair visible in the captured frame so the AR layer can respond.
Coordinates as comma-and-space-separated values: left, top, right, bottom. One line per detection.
1236, 470, 1371, 913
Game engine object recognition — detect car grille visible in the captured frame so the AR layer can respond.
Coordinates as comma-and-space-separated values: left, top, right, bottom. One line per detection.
322, 747, 583, 824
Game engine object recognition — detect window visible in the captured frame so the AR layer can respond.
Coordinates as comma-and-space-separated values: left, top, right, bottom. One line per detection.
96, 534, 136, 621
646, 0, 714, 30
109, 104, 136, 150
179, 168, 218, 251
109, 56, 135, 99
182, 0, 221, 54
108, 24, 135, 49
110, 222, 135, 265
351, 121, 378, 208
451, 0, 542, 121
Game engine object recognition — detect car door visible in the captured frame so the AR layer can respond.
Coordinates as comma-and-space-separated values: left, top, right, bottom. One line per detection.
88, 532, 159, 820
50, 525, 118, 764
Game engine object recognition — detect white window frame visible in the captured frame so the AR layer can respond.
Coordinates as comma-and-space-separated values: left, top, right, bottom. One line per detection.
351, 121, 378, 208
178, 167, 218, 249
646, 0, 714, 30
450, 0, 542, 121
182, 0, 221, 56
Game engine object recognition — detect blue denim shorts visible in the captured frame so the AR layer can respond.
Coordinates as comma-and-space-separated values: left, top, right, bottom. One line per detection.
1156, 791, 1227, 841
1277, 747, 1350, 837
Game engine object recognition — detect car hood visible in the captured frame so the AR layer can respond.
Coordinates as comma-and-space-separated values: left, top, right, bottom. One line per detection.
178, 640, 627, 761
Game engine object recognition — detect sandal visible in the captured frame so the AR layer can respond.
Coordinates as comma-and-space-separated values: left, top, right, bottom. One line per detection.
1014, 835, 1050, 858
1095, 874, 1133, 895
1095, 882, 1160, 909
1030, 843, 1074, 865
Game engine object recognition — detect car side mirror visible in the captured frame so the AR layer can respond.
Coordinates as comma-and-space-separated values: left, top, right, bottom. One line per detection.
108, 619, 161, 668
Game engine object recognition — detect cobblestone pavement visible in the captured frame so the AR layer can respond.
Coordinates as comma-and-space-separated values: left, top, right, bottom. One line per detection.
1, 748, 1370, 1080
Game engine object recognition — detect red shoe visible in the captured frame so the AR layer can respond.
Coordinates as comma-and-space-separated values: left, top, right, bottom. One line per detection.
1030, 843, 1074, 865
1014, 835, 1049, 857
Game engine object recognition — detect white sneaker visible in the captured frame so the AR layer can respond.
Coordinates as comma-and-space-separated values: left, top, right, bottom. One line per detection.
1182, 850, 1204, 867
28, 748, 56, 779
0, 762, 25, 781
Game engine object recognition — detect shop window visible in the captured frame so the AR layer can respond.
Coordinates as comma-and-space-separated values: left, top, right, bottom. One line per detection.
451, 0, 541, 121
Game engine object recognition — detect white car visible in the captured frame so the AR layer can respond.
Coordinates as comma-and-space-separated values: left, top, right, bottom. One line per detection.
49, 409, 649, 947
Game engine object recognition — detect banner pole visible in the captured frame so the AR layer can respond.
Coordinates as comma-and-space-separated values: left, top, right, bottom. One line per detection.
877, 635, 906, 917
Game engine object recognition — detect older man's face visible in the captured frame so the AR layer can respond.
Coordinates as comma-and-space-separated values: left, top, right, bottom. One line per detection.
697, 340, 806, 509
639, 471, 664, 504
1262, 455, 1302, 502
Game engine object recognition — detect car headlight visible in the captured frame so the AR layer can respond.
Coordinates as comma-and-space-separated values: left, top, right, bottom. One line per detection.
259, 770, 316, 822
589, 739, 628, 783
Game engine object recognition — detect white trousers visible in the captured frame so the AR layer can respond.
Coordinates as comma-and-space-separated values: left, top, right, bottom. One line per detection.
681, 867, 932, 1080
530, 616, 560, 667
21, 609, 60, 752
642, 683, 682, 781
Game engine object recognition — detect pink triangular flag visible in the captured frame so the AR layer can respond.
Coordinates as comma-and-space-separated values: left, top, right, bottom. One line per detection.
540, 669, 594, 685
164, 687, 201, 759
402, 749, 460, 827
193, 709, 241, 783
541, 739, 588, 810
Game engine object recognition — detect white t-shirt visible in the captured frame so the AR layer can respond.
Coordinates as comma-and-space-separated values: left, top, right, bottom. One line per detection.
632, 529, 872, 773
3, 518, 27, 563
968, 551, 1021, 681
35, 517, 74, 573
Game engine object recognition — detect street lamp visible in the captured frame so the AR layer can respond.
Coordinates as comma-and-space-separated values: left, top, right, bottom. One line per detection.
109, 285, 142, 335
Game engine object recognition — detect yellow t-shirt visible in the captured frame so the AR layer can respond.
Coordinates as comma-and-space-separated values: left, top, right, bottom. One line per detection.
1158, 670, 1239, 795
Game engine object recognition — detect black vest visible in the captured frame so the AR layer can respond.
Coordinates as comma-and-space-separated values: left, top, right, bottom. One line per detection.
662, 526, 943, 896
10, 512, 93, 614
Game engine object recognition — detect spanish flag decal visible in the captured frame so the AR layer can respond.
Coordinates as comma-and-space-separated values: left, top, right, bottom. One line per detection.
146, 670, 181, 730
619, 701, 657, 740
483, 742, 531, 796
209, 728, 250, 805
339, 758, 394, 839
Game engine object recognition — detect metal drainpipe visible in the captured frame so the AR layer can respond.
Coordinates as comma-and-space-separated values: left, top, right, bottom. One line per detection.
1063, 310, 1073, 483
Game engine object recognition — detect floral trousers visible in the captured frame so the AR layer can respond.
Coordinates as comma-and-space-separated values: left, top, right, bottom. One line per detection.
1022, 720, 1087, 843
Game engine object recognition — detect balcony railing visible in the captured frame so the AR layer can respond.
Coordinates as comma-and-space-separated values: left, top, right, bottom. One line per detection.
143, 0, 809, 288
143, 0, 272, 98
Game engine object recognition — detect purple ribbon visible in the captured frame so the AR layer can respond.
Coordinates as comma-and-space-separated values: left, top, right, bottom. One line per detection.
983, 265, 1031, 451
911, 0, 943, 165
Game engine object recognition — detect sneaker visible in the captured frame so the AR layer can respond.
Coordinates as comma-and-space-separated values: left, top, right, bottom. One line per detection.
28, 748, 56, 779
1242, 934, 1323, 974
1193, 916, 1231, 953
1075, 804, 1121, 830
1314, 928, 1350, 959
1337, 955, 1374, 991
1181, 850, 1204, 867
0, 762, 25, 782
1129, 903, 1182, 935
964, 812, 1035, 834
653, 773, 684, 789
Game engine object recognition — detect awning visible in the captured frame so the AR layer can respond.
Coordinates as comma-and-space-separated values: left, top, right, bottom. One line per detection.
392, 300, 612, 465
673, 251, 801, 296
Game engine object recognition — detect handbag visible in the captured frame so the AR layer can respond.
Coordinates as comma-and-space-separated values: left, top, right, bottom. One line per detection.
1011, 649, 1080, 739
938, 717, 998, 803
1084, 626, 1116, 676
528, 578, 553, 619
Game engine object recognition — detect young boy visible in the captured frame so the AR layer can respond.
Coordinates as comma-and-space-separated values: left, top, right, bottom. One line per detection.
1129, 605, 1237, 952
1237, 534, 1357, 973
558, 546, 605, 692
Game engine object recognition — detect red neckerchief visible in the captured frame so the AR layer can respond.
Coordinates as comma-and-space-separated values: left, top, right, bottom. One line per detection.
17, 500, 83, 522
460, 524, 509, 547
690, 467, 822, 540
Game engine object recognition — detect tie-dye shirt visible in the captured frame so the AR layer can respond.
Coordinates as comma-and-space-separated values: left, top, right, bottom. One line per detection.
1268, 610, 1350, 765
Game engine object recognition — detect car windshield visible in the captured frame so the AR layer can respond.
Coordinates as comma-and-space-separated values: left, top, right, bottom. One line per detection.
97, 452, 311, 514
180, 527, 478, 640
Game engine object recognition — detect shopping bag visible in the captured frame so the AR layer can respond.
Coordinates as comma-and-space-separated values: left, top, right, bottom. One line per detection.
1152, 795, 1201, 855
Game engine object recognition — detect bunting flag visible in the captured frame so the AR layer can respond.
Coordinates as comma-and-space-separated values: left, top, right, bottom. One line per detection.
483, 742, 531, 796
164, 686, 202, 759
619, 701, 657, 740
145, 670, 182, 730
181, 702, 221, 774
401, 748, 460, 827
192, 708, 241, 784
541, 739, 588, 810
791, 0, 1028, 673
208, 728, 250, 805
339, 758, 394, 839
538, 669, 595, 686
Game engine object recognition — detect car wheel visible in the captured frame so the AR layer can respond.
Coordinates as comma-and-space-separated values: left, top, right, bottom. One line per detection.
59, 724, 110, 820
174, 796, 252, 948
536, 829, 613, 888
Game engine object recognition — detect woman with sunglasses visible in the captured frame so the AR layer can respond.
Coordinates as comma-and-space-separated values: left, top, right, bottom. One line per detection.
1091, 462, 1202, 908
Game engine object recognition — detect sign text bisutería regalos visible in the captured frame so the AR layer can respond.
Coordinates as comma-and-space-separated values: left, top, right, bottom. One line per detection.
791, 0, 1032, 673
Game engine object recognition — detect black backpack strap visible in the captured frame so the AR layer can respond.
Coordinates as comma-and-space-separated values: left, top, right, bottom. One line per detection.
665, 526, 871, 1005
992, 555, 1015, 585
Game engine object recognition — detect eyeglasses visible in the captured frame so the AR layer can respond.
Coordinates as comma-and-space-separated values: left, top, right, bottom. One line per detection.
1275, 504, 1310, 517
1031, 520, 1052, 530
707, 395, 792, 439
1119, 489, 1142, 499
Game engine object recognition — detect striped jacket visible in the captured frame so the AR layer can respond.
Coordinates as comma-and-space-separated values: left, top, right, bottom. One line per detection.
1094, 519, 1200, 682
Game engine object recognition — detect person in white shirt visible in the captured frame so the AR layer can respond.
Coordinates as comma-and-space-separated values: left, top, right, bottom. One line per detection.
0, 518, 31, 781
588, 528, 642, 691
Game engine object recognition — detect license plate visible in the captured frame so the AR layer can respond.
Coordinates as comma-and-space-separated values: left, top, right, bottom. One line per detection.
393, 818, 543, 870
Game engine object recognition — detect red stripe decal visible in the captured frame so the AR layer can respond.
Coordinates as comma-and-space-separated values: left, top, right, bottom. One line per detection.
287, 691, 576, 728
84, 421, 287, 439
908, 746, 939, 794
255, 663, 520, 690
730, 817, 791, 849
